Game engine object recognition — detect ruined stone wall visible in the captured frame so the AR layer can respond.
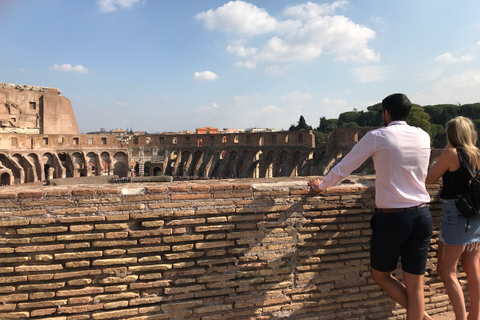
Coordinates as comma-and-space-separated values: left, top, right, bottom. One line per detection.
0, 83, 79, 135
0, 178, 456, 319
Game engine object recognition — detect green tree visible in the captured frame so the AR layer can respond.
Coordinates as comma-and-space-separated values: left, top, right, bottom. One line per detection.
407, 106, 431, 136
338, 111, 361, 127
290, 115, 312, 131
312, 129, 326, 146
317, 117, 338, 133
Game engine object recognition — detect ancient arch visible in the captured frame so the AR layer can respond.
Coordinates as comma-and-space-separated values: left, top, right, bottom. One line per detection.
86, 152, 99, 176
58, 152, 74, 178
101, 152, 111, 175
27, 153, 42, 182
71, 152, 86, 177
42, 153, 56, 180
113, 152, 129, 178
0, 172, 11, 185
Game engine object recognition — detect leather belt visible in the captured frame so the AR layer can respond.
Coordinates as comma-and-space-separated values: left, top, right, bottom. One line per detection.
375, 203, 427, 213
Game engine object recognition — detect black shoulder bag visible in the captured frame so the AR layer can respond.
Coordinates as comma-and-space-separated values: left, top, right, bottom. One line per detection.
454, 149, 480, 231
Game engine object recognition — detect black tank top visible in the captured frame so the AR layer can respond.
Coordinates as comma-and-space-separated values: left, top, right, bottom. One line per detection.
440, 148, 472, 199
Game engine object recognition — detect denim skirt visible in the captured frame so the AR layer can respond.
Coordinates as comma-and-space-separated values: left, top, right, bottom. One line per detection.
440, 199, 480, 246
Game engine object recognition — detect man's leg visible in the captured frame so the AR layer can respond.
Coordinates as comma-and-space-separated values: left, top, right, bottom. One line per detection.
371, 268, 432, 320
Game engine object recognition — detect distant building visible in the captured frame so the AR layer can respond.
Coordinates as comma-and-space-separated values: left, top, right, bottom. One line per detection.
244, 127, 276, 133
196, 127, 218, 134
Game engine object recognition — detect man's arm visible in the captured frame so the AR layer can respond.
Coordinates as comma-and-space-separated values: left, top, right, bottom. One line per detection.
310, 132, 376, 190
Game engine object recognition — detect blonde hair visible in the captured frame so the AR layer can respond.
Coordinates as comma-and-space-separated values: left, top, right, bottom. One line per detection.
446, 116, 480, 172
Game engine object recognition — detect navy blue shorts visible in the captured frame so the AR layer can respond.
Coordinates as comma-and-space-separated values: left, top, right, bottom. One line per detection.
370, 206, 433, 275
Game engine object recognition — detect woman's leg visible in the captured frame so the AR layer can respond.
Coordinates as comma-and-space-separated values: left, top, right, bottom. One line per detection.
437, 241, 466, 320
460, 243, 480, 320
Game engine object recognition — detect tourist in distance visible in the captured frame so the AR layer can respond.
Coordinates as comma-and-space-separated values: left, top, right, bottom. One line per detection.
426, 116, 480, 320
309, 93, 434, 320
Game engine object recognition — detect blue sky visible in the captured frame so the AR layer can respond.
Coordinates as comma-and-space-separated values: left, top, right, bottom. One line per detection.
1, 0, 480, 133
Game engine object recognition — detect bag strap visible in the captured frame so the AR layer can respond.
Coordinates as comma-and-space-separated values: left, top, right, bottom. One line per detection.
457, 147, 476, 178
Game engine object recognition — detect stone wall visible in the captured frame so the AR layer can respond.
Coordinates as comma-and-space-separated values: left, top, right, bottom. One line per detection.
0, 83, 79, 135
0, 178, 457, 319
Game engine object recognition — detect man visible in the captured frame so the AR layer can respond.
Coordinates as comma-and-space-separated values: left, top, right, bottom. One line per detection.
309, 93, 433, 320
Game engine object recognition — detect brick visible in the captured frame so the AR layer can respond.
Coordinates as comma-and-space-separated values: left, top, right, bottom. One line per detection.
95, 275, 138, 284
92, 308, 139, 319
17, 282, 65, 291
129, 280, 172, 289
166, 218, 205, 226
95, 223, 129, 230
146, 186, 168, 193
16, 226, 67, 234
17, 299, 67, 308
72, 189, 96, 196
14, 244, 63, 253
195, 241, 235, 249
100, 204, 145, 212
0, 312, 30, 318
0, 220, 29, 227
162, 234, 204, 243
66, 261, 90, 268
57, 233, 104, 241
57, 287, 105, 297
58, 215, 104, 223
24, 199, 74, 207
93, 240, 137, 247
170, 194, 210, 200
55, 251, 104, 260
18, 191, 44, 198
0, 209, 48, 218
92, 258, 137, 266
0, 276, 28, 284
30, 308, 57, 317
70, 224, 94, 232
15, 265, 62, 272
58, 304, 104, 314
93, 292, 139, 302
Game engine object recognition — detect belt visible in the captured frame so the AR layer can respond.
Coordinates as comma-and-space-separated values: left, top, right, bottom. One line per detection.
375, 203, 427, 213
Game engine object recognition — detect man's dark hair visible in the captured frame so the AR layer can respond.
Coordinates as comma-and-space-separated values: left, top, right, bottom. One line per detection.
382, 93, 411, 121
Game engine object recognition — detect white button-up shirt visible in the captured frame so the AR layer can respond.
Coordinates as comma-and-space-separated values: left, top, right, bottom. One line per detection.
318, 121, 431, 208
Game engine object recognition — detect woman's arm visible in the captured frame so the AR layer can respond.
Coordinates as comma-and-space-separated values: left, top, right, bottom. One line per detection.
425, 147, 457, 184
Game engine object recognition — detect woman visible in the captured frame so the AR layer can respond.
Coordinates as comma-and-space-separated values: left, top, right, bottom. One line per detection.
426, 116, 480, 320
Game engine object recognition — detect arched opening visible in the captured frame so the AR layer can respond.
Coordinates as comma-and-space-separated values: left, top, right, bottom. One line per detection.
114, 162, 129, 178
113, 152, 129, 178
1, 172, 10, 185
152, 166, 163, 176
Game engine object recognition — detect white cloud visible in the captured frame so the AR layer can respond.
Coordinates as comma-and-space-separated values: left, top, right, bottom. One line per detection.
97, 0, 141, 12
198, 1, 379, 68
434, 52, 475, 63
283, 0, 349, 20
51, 64, 89, 74
193, 70, 219, 81
370, 16, 385, 25
199, 103, 219, 111
226, 41, 258, 57
413, 70, 480, 105
196, 1, 277, 35
351, 65, 388, 83
234, 60, 256, 69
281, 91, 312, 101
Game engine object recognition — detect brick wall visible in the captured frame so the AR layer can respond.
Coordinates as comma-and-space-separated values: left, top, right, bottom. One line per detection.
0, 178, 457, 319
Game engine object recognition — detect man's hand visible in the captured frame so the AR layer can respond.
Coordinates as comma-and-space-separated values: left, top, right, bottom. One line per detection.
308, 179, 324, 193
